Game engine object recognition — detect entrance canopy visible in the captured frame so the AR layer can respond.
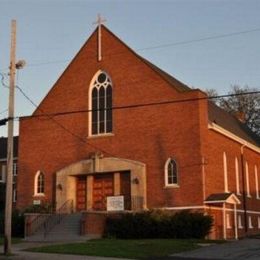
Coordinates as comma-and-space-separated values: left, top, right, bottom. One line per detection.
204, 193, 240, 205
55, 155, 147, 211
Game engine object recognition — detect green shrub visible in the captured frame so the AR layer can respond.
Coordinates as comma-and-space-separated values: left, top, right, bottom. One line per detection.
0, 210, 24, 237
105, 210, 213, 239
23, 203, 53, 214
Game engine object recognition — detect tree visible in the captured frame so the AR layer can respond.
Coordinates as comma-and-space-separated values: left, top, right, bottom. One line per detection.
205, 85, 260, 137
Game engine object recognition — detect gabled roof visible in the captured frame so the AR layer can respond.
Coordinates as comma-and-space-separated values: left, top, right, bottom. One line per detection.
208, 101, 260, 147
102, 25, 191, 93
0, 136, 18, 159
205, 193, 240, 205
138, 57, 191, 92
27, 25, 259, 148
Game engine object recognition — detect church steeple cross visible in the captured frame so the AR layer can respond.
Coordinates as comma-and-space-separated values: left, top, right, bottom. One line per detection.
93, 14, 106, 61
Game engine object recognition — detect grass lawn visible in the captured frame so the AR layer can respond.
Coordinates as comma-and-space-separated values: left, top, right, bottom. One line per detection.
0, 237, 22, 245
26, 238, 219, 259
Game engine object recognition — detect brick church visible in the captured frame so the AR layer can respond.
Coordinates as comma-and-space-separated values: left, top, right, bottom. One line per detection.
17, 23, 260, 240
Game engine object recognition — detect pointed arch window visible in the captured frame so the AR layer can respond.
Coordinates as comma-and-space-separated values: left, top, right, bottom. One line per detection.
165, 158, 179, 187
34, 171, 45, 196
90, 71, 113, 135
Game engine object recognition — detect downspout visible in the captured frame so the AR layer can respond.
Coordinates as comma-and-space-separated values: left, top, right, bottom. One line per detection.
202, 157, 206, 200
240, 144, 248, 236
223, 202, 227, 239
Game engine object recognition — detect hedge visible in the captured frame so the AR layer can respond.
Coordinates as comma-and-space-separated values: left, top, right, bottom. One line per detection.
105, 210, 213, 239
0, 210, 24, 237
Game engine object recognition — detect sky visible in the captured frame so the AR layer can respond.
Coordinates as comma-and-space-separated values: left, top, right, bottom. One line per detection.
1, 0, 260, 137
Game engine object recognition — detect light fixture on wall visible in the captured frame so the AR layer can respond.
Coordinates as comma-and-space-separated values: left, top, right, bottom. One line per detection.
57, 184, 63, 191
132, 177, 139, 184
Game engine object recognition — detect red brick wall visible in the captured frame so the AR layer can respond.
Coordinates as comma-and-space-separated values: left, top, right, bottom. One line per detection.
203, 129, 260, 213
17, 27, 205, 210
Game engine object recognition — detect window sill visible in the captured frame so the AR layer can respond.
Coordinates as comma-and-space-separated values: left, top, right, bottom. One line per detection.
88, 133, 114, 139
164, 184, 180, 189
33, 194, 45, 197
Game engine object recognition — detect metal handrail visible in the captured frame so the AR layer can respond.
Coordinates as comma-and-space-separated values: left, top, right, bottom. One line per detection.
26, 199, 73, 237
27, 210, 52, 236
43, 199, 73, 237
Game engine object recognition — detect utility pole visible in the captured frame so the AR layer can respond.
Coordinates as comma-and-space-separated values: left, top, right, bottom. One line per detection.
4, 19, 16, 255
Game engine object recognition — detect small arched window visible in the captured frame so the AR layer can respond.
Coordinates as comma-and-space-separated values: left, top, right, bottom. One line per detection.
89, 71, 112, 135
165, 158, 178, 186
34, 171, 45, 195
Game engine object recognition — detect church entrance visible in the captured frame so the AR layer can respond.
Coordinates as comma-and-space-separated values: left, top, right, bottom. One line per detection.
93, 174, 114, 210
76, 176, 87, 211
56, 156, 147, 212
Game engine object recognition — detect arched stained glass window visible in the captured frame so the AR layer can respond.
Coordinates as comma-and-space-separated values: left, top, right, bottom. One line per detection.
90, 71, 113, 135
34, 171, 45, 195
165, 158, 178, 186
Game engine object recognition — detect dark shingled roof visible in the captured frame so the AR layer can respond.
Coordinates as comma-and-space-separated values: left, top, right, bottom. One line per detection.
205, 193, 233, 202
0, 136, 18, 159
208, 101, 260, 147
140, 58, 191, 92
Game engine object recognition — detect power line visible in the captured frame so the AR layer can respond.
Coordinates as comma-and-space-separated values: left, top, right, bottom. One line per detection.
0, 72, 9, 88
136, 27, 260, 52
15, 85, 117, 157
14, 26, 260, 68
16, 89, 260, 120
2, 84, 259, 155
0, 109, 8, 115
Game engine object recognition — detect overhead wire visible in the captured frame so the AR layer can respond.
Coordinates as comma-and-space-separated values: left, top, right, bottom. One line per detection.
15, 84, 117, 157
1, 25, 260, 149
0, 109, 8, 115
14, 26, 260, 68
15, 89, 260, 120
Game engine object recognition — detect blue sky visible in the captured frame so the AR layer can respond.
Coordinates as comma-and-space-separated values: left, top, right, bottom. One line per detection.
1, 0, 260, 136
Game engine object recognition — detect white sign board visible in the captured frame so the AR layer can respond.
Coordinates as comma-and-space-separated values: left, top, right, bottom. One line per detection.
33, 200, 41, 205
107, 196, 124, 211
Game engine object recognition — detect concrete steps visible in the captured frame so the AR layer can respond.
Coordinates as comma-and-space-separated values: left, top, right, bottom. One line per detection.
25, 213, 89, 242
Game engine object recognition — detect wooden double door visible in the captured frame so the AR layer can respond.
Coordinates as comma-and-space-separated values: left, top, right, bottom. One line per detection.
93, 174, 114, 211
76, 176, 87, 211
76, 172, 131, 211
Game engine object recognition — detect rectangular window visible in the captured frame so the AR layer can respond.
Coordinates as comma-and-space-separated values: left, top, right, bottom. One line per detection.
246, 162, 251, 197
0, 165, 6, 183
226, 214, 232, 229
235, 157, 240, 195
248, 216, 253, 229
223, 152, 228, 192
238, 215, 243, 229
255, 166, 259, 199
13, 187, 16, 202
13, 162, 17, 176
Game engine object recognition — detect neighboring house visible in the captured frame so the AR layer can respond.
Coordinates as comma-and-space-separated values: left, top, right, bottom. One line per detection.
0, 136, 19, 205
17, 25, 260, 240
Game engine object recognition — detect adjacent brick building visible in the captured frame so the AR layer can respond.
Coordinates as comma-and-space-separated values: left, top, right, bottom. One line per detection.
0, 136, 19, 206
17, 25, 260, 239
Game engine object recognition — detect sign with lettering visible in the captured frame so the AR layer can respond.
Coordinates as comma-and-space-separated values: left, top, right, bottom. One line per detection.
33, 200, 41, 205
107, 196, 124, 211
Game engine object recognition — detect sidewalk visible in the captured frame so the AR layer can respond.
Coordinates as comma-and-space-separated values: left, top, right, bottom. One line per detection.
2, 238, 260, 260
172, 238, 260, 260
0, 241, 131, 260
